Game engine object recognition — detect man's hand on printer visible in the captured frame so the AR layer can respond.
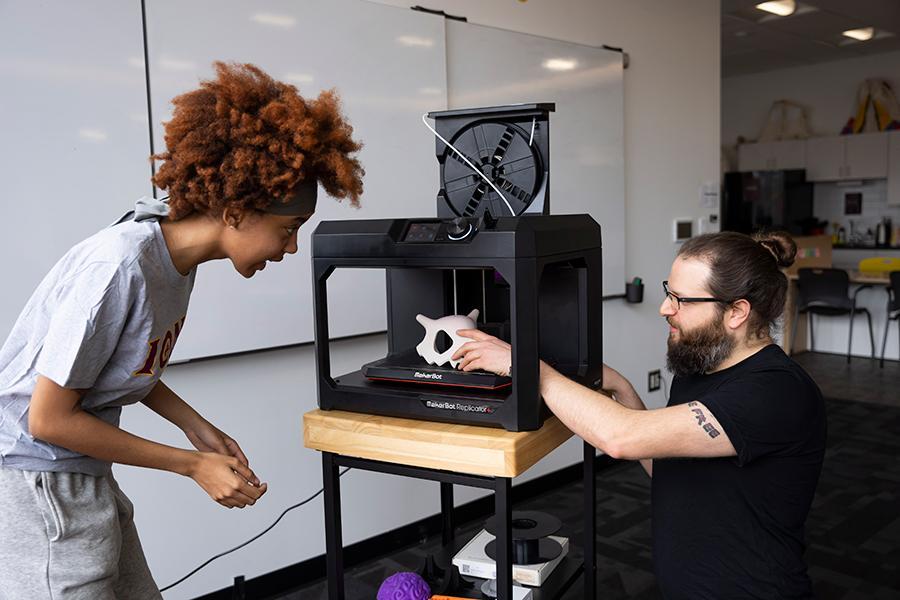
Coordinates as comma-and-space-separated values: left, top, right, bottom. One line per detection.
454, 331, 642, 409
600, 364, 644, 410
453, 329, 512, 376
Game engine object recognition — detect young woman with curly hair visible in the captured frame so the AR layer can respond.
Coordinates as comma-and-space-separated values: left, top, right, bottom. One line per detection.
0, 62, 364, 599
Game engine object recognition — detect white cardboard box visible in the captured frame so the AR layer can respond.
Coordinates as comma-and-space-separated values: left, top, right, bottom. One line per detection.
477, 583, 533, 600
452, 529, 569, 587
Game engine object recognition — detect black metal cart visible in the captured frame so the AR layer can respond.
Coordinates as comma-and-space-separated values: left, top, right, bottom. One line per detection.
305, 410, 598, 600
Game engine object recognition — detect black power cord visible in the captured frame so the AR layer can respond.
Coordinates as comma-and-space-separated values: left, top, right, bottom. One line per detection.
160, 467, 352, 593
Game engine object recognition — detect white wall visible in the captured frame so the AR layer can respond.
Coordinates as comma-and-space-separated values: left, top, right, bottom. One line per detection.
722, 52, 900, 360
116, 1, 720, 597
722, 49, 900, 148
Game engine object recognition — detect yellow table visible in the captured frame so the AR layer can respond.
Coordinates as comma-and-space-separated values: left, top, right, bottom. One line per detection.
303, 409, 597, 599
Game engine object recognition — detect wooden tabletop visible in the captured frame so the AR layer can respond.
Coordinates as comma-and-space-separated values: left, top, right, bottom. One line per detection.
848, 270, 892, 285
303, 409, 574, 478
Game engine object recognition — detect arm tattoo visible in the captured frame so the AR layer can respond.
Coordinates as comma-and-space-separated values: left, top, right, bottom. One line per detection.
687, 401, 720, 439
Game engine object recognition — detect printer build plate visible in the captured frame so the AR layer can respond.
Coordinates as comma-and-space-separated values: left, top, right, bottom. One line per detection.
363, 348, 512, 390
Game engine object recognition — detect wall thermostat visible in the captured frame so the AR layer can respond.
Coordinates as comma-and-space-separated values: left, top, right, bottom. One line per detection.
673, 218, 693, 243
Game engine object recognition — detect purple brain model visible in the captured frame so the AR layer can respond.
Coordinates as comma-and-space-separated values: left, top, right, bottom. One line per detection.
376, 572, 431, 600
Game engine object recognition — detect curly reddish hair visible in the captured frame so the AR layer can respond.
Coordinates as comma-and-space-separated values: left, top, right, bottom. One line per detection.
151, 61, 364, 220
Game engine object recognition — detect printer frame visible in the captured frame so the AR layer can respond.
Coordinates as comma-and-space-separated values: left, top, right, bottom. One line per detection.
312, 215, 602, 432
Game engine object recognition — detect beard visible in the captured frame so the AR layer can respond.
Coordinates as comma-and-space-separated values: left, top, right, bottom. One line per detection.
666, 313, 736, 377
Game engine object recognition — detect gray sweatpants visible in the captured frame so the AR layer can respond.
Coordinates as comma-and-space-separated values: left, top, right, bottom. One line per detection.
0, 467, 161, 600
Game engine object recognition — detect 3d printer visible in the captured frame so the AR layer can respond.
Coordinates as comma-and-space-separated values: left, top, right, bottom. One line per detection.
312, 104, 603, 431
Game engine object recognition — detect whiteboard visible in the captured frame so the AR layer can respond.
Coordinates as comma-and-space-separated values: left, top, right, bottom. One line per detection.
0, 0, 152, 346
1, 1, 625, 363
143, 0, 447, 361
445, 20, 626, 296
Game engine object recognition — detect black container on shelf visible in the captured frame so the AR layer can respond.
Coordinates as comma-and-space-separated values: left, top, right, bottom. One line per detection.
625, 280, 644, 303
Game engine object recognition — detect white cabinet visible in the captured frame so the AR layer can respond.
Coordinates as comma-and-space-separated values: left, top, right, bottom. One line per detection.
805, 132, 888, 181
888, 131, 900, 207
846, 132, 889, 179
737, 140, 806, 171
770, 139, 807, 170
805, 136, 844, 181
736, 134, 894, 188
737, 143, 767, 171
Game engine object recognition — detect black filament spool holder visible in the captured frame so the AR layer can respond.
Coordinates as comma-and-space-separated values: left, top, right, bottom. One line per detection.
484, 510, 564, 565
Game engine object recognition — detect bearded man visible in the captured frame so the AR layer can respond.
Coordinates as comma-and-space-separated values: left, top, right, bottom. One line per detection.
454, 231, 826, 600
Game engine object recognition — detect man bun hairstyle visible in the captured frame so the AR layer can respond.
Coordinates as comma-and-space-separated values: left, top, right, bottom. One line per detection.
677, 230, 797, 340
753, 230, 797, 269
151, 61, 365, 220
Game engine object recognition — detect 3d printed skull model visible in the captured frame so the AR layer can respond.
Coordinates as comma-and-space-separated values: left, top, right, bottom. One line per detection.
415, 309, 480, 368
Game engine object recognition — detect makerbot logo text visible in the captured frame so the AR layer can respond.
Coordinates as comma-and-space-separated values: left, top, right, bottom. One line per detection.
424, 400, 494, 414
414, 371, 443, 380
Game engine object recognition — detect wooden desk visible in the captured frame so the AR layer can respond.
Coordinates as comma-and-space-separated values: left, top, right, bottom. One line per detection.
304, 409, 596, 600
781, 270, 891, 355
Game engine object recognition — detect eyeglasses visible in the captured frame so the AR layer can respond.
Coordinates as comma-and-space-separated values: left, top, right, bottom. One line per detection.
662, 280, 731, 311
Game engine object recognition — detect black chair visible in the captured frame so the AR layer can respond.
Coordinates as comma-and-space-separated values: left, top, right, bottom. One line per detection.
790, 268, 874, 363
879, 271, 900, 368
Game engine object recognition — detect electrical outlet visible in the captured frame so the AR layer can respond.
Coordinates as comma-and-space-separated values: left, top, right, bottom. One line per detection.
648, 369, 661, 392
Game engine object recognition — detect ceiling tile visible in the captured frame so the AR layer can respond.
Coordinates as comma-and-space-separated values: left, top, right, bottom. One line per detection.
813, 0, 900, 33
846, 35, 900, 55
762, 10, 867, 38
722, 0, 762, 15
722, 48, 809, 77
722, 0, 900, 77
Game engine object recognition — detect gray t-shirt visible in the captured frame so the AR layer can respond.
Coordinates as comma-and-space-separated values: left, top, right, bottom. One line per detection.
0, 219, 195, 475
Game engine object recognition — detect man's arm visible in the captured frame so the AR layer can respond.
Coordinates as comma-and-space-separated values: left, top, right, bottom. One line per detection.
540, 363, 736, 461
600, 367, 653, 476
455, 330, 736, 462
28, 375, 265, 508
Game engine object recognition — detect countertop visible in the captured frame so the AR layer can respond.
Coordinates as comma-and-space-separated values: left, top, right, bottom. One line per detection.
832, 244, 900, 251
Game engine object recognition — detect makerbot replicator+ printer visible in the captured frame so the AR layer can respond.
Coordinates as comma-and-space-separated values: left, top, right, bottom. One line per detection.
312, 104, 602, 432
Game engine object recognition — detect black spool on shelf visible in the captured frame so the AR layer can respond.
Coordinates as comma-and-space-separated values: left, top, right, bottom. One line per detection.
483, 510, 563, 565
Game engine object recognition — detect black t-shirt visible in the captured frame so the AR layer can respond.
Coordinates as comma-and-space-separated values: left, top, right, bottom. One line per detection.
652, 344, 826, 600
